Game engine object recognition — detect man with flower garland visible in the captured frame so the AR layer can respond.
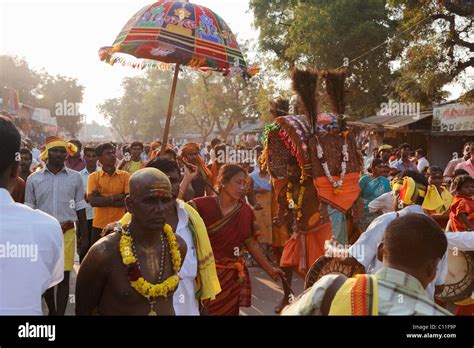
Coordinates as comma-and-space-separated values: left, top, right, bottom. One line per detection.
76, 168, 187, 315
274, 157, 332, 313
103, 158, 222, 315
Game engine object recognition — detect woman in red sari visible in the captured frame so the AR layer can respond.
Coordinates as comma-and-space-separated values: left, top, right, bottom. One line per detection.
191, 164, 285, 315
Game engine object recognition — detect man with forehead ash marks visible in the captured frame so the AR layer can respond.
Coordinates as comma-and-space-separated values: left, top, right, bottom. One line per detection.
76, 168, 187, 316
101, 158, 221, 315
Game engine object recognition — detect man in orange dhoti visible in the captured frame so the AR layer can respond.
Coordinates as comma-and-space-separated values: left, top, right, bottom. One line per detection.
274, 157, 332, 313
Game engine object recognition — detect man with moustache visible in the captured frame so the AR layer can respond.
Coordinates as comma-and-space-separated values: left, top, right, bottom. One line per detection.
102, 158, 221, 315
87, 143, 130, 246
25, 136, 88, 315
76, 168, 187, 315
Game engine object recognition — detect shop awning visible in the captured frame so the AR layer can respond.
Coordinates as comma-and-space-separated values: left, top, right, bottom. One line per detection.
359, 111, 432, 129
31, 108, 57, 127
229, 120, 264, 135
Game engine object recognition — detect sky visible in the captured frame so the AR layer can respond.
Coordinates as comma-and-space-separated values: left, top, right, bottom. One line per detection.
0, 0, 256, 125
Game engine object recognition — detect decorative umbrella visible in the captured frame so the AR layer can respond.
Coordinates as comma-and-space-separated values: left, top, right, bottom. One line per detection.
99, 0, 258, 152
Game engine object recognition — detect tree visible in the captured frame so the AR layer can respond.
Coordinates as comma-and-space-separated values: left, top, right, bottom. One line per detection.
140, 68, 191, 141
98, 68, 191, 142
0, 55, 41, 106
0, 55, 85, 136
38, 74, 85, 137
387, 0, 474, 104
249, 0, 397, 118
185, 73, 218, 143
97, 97, 126, 141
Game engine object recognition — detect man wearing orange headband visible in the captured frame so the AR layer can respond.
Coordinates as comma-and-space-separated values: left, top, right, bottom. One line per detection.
25, 136, 89, 316
179, 143, 213, 198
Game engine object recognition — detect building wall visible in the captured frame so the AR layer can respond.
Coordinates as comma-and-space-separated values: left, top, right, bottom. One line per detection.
382, 130, 429, 156
430, 134, 474, 169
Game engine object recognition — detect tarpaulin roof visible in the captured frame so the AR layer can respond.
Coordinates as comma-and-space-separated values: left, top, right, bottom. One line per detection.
359, 111, 432, 129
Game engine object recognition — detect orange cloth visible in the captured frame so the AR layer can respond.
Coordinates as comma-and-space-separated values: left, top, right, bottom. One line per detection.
314, 172, 361, 213
87, 169, 130, 229
280, 222, 332, 275
148, 150, 158, 160
181, 143, 212, 180
210, 160, 219, 187
449, 194, 474, 232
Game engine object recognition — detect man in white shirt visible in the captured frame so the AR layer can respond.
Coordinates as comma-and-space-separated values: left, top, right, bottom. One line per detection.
347, 171, 447, 299
0, 116, 63, 315
283, 214, 452, 316
415, 149, 430, 173
25, 136, 89, 316
23, 138, 42, 171
207, 138, 222, 166
368, 191, 395, 215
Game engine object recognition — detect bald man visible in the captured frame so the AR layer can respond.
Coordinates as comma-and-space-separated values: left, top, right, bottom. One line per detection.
75, 168, 187, 315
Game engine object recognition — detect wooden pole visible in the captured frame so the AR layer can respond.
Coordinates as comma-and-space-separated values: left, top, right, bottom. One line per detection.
160, 63, 180, 156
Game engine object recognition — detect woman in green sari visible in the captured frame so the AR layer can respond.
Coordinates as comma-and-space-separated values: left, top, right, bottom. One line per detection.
358, 159, 391, 232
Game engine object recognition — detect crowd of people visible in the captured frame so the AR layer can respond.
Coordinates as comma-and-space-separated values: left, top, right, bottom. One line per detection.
0, 114, 473, 316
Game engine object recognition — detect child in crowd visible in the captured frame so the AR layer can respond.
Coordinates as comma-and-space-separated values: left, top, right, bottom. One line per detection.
449, 175, 474, 232
423, 166, 453, 229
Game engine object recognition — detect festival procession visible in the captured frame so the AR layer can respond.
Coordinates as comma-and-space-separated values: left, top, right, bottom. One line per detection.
1, 0, 474, 319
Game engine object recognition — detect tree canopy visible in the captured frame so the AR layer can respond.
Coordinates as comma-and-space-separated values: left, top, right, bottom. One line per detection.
0, 55, 85, 137
249, 0, 473, 116
249, 0, 396, 118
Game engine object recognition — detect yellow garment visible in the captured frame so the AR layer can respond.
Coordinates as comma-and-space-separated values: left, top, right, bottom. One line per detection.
118, 213, 131, 226
64, 228, 76, 272
329, 275, 378, 316
182, 201, 221, 302
423, 185, 453, 214
455, 297, 474, 306
123, 160, 144, 175
392, 177, 426, 205
118, 201, 221, 302
40, 137, 78, 161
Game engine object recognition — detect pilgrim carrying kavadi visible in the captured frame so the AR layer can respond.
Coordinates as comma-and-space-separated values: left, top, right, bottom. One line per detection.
261, 68, 363, 289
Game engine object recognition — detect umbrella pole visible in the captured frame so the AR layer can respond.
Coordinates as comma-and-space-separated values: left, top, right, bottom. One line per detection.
160, 63, 180, 156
